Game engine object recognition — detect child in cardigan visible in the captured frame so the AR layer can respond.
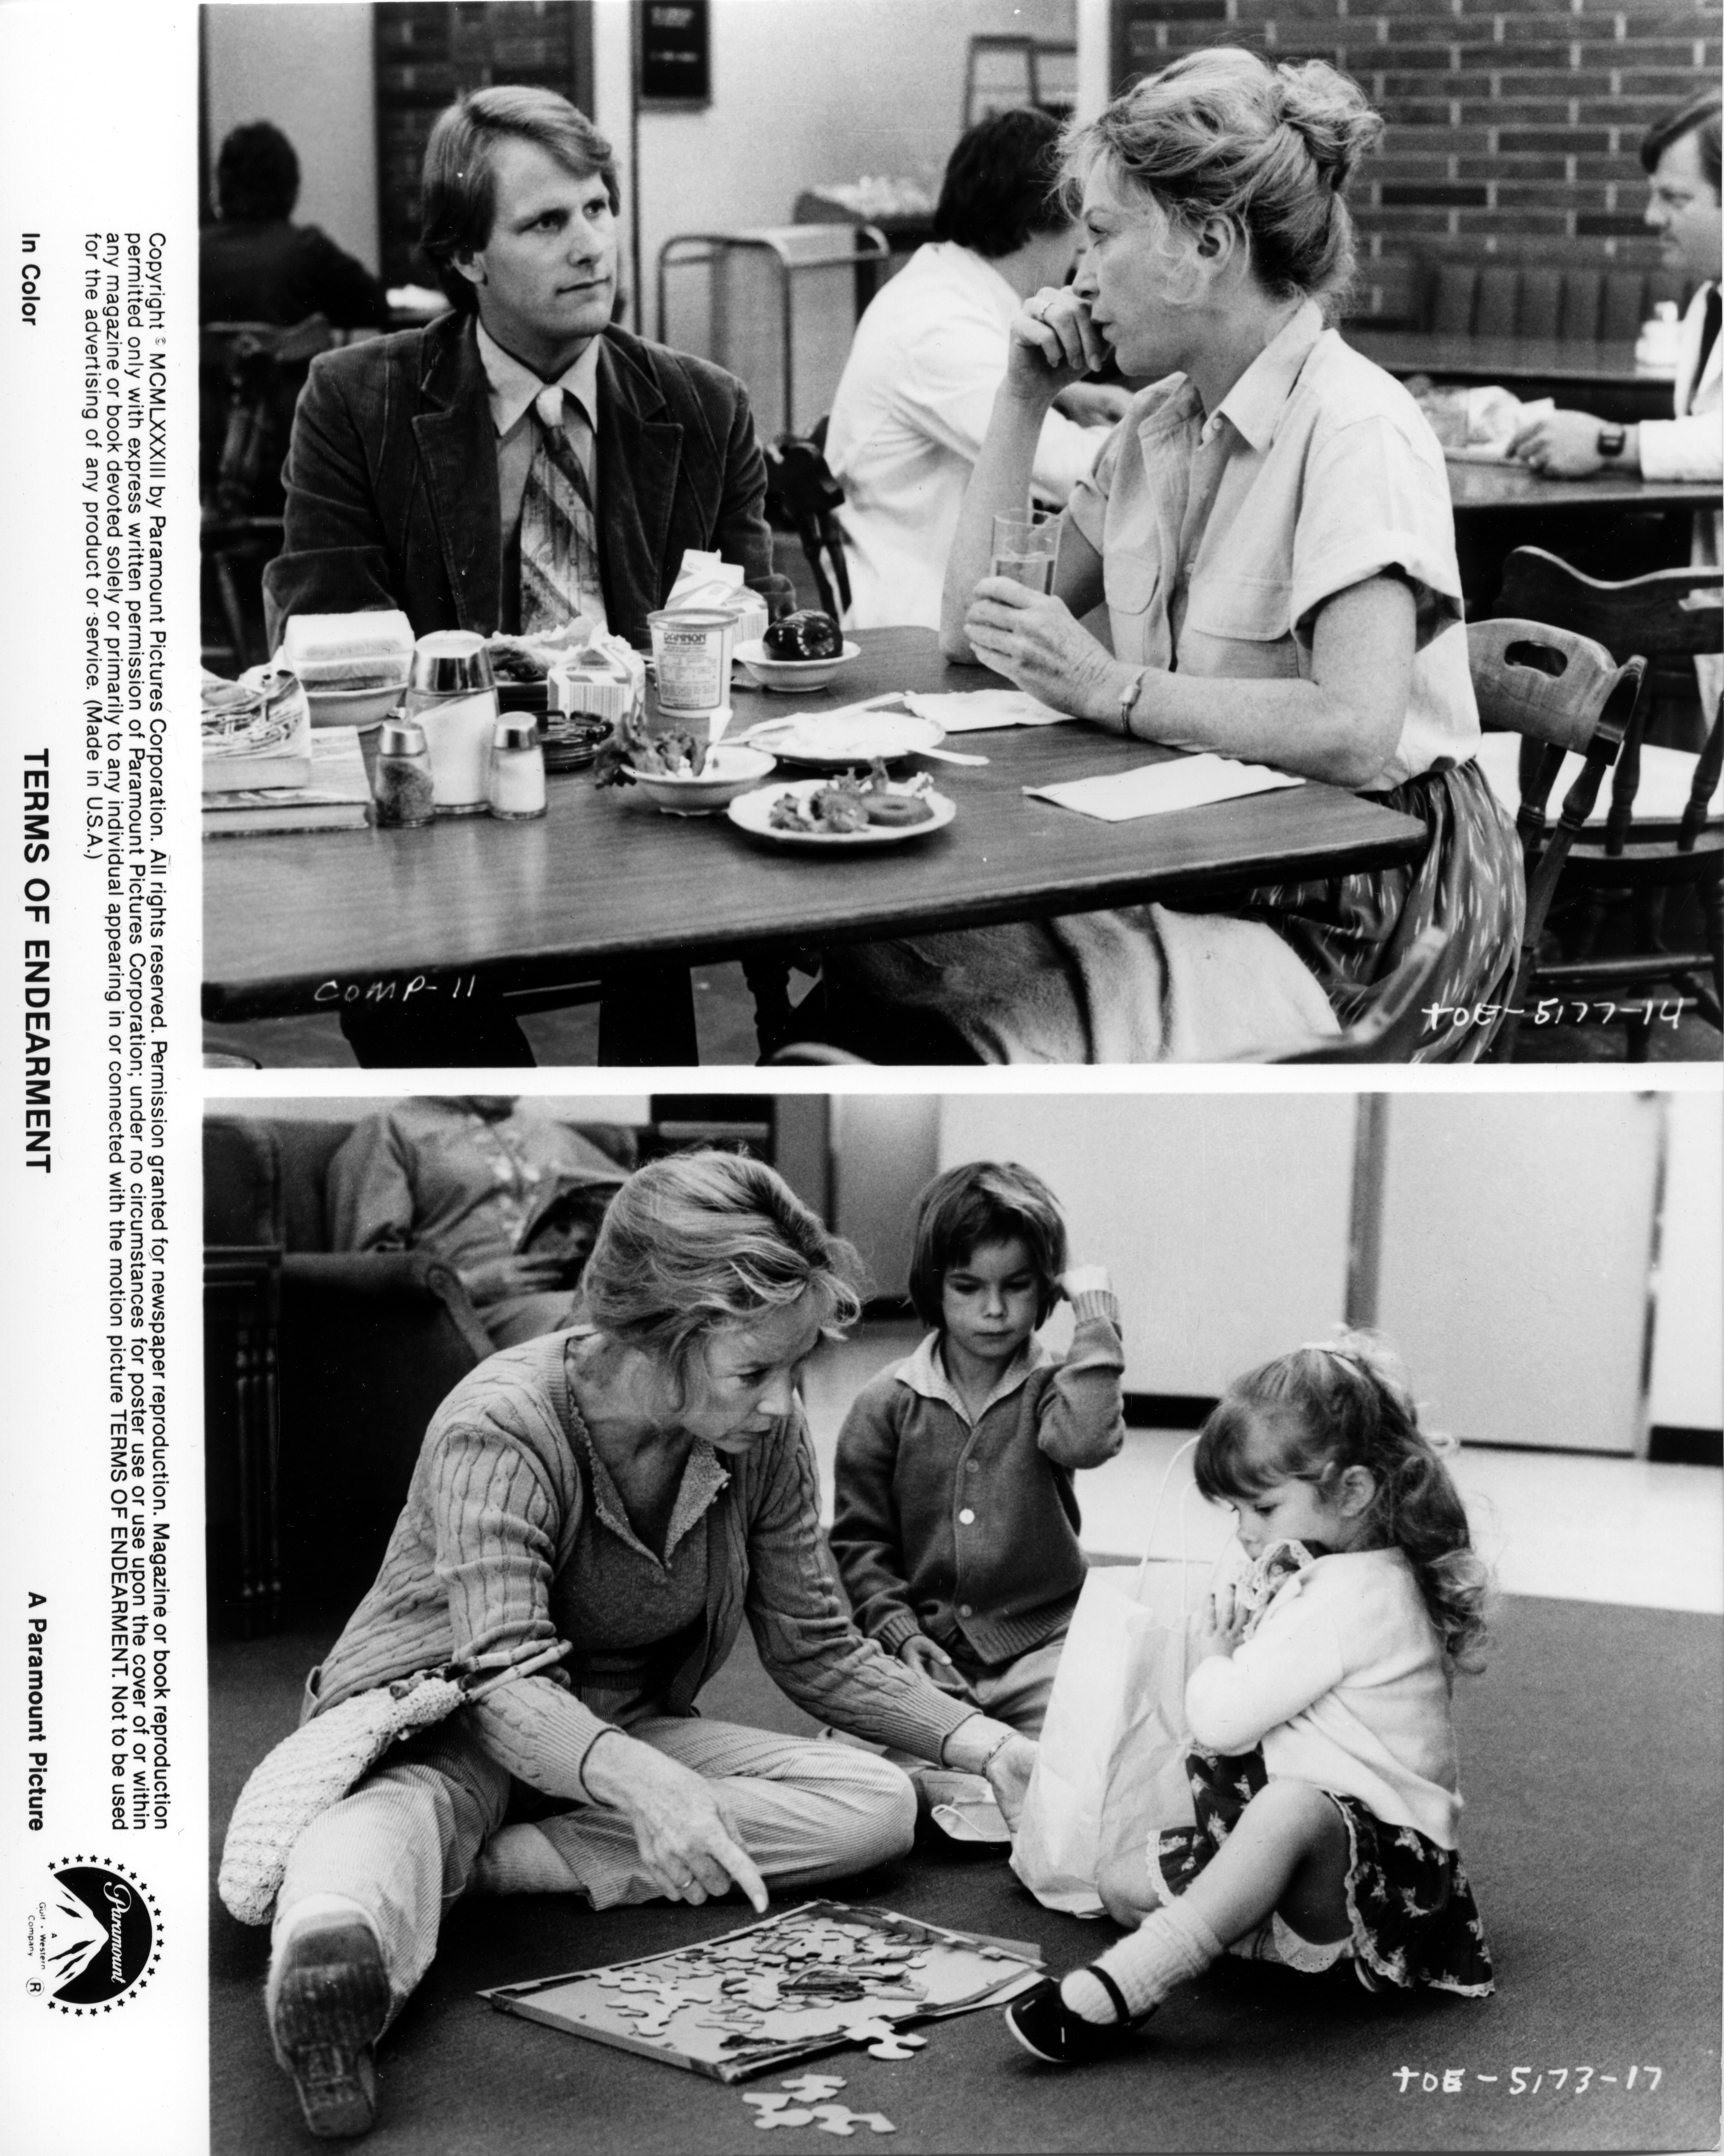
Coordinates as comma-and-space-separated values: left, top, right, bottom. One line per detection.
831, 1160, 1125, 1748
1006, 1333, 1494, 2064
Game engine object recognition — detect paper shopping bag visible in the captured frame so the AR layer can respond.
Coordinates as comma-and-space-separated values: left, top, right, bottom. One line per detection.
1009, 1559, 1207, 1915
1093, 1560, 1203, 1896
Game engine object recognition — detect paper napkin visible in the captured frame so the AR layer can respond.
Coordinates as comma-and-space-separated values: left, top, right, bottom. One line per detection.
901, 689, 1068, 732
1024, 755, 1305, 822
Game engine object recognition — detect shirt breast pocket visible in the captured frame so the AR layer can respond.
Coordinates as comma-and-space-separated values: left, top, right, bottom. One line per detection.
1180, 573, 1300, 680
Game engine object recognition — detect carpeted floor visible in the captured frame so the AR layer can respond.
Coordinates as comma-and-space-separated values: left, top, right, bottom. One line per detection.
209, 1594, 1722, 2154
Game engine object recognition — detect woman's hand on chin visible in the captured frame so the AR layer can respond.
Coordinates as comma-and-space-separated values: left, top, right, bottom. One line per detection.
584, 1731, 769, 1912
963, 579, 1124, 721
1006, 285, 1110, 407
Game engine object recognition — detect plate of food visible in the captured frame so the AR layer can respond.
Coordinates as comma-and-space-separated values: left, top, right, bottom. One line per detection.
727, 768, 955, 847
244, 665, 404, 730
737, 705, 946, 768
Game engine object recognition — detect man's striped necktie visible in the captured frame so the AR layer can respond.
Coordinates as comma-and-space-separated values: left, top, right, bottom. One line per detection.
519, 383, 603, 634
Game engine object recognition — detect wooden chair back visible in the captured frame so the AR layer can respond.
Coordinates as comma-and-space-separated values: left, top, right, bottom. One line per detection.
1467, 618, 1649, 1059
1497, 548, 1723, 854
764, 421, 851, 618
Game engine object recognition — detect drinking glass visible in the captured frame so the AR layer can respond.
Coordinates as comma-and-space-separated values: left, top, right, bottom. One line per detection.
990, 508, 1060, 594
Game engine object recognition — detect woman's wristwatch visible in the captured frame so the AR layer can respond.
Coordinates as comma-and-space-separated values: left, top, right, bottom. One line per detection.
1596, 425, 1626, 459
1117, 665, 1150, 735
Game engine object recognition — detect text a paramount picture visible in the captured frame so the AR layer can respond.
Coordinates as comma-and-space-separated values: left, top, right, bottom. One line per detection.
2, 6, 207, 2153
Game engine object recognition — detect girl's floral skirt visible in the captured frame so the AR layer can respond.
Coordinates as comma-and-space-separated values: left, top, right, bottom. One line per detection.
1155, 1744, 1494, 1998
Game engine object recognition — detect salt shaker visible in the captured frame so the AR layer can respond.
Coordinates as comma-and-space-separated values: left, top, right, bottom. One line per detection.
372, 714, 435, 828
404, 630, 499, 815
489, 716, 547, 820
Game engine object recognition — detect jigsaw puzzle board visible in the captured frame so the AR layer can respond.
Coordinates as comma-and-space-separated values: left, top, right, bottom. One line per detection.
480, 1899, 1043, 2083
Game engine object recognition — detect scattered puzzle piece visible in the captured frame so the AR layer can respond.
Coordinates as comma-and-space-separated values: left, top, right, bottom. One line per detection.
808, 2106, 859, 2138
778, 2075, 846, 2103
754, 2107, 816, 2130
863, 2036, 923, 2061
741, 2093, 792, 2113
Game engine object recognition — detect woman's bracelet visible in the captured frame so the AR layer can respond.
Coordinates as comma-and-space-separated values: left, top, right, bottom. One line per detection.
1117, 665, 1150, 736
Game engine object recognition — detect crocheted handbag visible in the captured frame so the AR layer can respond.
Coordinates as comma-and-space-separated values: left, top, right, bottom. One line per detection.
218, 1642, 568, 1926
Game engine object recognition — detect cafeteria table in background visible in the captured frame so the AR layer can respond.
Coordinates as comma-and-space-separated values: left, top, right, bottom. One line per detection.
1345, 327, 1716, 618
1442, 460, 1718, 631
201, 628, 1427, 1067
1347, 330, 1677, 424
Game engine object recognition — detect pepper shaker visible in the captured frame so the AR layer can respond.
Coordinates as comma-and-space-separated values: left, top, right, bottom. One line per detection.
372, 714, 435, 828
489, 715, 547, 820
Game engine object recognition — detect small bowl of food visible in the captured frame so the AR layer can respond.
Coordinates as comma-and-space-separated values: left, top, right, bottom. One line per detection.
623, 735, 776, 815
734, 609, 859, 692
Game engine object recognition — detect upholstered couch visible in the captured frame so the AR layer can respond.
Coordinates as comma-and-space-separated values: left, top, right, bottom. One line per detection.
203, 1114, 640, 1631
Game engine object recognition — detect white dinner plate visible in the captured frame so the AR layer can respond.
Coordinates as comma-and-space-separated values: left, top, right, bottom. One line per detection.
736, 710, 946, 768
727, 777, 956, 848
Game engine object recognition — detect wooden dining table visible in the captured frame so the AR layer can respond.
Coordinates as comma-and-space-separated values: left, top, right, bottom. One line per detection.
202, 627, 1430, 1065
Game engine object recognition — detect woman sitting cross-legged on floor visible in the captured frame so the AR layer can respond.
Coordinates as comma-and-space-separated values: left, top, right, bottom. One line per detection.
241, 1150, 1035, 2140
1005, 1333, 1494, 2065
824, 48, 1524, 1064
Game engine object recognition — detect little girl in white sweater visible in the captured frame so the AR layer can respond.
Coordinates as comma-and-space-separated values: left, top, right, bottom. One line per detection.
1007, 1333, 1494, 2064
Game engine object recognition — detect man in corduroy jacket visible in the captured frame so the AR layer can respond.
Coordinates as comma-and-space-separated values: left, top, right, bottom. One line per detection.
263, 85, 789, 655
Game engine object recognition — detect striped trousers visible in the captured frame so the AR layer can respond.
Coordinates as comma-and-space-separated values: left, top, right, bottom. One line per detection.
274, 1713, 917, 2009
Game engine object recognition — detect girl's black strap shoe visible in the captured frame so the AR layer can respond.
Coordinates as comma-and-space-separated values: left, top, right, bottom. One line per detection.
1003, 1971, 1153, 2065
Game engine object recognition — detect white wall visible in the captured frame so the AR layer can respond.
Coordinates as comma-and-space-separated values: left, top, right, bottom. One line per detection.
830, 1094, 941, 1298
596, 0, 1079, 427
1375, 1094, 1664, 1454
935, 1094, 1358, 1397
204, 2, 380, 272
1652, 1090, 1724, 1432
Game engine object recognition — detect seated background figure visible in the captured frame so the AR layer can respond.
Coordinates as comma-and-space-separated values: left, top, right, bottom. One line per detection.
826, 107, 1128, 631
201, 120, 393, 332
327, 1097, 627, 1348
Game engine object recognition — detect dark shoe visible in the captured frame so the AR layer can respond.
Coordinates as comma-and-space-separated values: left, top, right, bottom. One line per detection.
1005, 1971, 1152, 2065
268, 1919, 391, 2138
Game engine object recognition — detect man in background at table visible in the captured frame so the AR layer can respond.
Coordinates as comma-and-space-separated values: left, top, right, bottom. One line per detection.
826, 107, 1128, 631
263, 84, 789, 655
1507, 90, 1721, 720
327, 1097, 627, 1350
263, 86, 790, 1062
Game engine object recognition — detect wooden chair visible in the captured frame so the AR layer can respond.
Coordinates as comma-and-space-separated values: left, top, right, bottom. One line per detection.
764, 419, 851, 619
1489, 548, 1723, 1058
200, 313, 334, 671
1466, 616, 1649, 1062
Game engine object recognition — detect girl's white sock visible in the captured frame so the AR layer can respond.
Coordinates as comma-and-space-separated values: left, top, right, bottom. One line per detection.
1059, 1896, 1223, 2023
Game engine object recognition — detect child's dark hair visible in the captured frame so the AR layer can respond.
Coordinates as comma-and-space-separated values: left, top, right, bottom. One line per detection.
907, 1161, 1068, 1330
1195, 1331, 1490, 1671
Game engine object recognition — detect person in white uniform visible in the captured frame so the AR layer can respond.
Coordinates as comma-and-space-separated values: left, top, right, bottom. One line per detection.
826, 107, 1129, 630
1507, 89, 1722, 720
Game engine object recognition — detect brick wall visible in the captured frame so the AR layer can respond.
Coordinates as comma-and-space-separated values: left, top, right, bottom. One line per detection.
1112, 0, 1722, 321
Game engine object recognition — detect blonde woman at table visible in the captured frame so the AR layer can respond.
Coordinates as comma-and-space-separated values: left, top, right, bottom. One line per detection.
247, 1151, 1034, 2139
824, 49, 1523, 1064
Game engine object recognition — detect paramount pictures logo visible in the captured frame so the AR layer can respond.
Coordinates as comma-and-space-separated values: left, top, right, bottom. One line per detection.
24, 1859, 162, 2014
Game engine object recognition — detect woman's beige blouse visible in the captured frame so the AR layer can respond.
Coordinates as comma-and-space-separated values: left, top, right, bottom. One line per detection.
1065, 302, 1481, 790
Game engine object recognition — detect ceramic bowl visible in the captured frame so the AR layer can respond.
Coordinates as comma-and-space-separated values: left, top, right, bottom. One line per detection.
624, 741, 776, 814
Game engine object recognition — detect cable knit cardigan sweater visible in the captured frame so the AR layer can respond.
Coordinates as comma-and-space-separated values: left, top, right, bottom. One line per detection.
305, 1334, 977, 1798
